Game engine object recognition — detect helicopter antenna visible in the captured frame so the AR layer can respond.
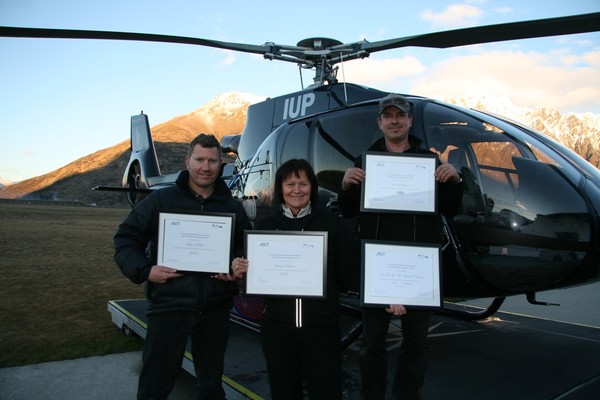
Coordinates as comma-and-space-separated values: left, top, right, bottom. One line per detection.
340, 52, 348, 103
298, 65, 304, 90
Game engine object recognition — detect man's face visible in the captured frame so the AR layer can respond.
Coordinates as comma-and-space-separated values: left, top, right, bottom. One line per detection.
185, 144, 221, 193
377, 106, 413, 144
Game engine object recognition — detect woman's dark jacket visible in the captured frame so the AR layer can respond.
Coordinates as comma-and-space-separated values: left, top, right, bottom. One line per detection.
114, 170, 251, 315
256, 205, 360, 328
338, 136, 463, 244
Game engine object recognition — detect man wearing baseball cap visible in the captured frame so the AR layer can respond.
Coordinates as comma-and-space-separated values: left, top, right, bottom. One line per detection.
339, 93, 463, 399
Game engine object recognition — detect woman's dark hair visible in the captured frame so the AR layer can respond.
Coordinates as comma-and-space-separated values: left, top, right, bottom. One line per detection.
273, 159, 319, 206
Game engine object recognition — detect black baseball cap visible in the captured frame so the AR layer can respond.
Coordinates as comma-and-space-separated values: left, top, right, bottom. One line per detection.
378, 93, 411, 114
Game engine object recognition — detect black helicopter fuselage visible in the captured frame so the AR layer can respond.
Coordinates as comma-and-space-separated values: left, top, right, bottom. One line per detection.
224, 83, 600, 300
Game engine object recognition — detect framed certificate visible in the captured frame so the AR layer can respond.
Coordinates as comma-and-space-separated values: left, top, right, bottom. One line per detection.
361, 151, 438, 214
157, 212, 235, 273
361, 240, 442, 309
244, 230, 328, 298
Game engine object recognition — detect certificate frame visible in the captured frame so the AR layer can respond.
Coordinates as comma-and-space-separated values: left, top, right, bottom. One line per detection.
244, 230, 328, 298
156, 211, 235, 273
361, 240, 443, 310
361, 151, 438, 214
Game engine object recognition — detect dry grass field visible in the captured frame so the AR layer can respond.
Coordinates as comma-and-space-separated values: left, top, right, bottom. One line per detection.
0, 203, 145, 368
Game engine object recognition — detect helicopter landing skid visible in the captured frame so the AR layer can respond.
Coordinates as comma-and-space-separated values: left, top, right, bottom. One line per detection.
441, 297, 506, 321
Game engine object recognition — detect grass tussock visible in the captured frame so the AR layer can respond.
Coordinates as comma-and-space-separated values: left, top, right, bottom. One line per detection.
0, 203, 144, 368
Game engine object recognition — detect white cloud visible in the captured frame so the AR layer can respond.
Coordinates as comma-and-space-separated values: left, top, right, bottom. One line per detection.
407, 49, 600, 113
341, 56, 425, 85
421, 3, 484, 28
359, 28, 387, 42
583, 50, 600, 67
557, 37, 596, 48
214, 49, 236, 67
345, 49, 600, 114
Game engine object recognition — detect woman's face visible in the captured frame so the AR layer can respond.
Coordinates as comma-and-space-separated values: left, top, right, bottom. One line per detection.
282, 169, 311, 215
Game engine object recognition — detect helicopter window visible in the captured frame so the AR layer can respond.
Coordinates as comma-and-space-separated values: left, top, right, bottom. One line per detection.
422, 103, 509, 214
527, 144, 559, 167
420, 102, 591, 291
311, 106, 381, 196
470, 141, 522, 211
242, 132, 275, 211
279, 122, 310, 163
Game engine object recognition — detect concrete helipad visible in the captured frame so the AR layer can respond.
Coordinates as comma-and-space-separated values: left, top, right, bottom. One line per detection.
1, 283, 599, 400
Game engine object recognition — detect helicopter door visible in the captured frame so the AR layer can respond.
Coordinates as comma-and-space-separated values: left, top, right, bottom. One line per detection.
422, 102, 592, 293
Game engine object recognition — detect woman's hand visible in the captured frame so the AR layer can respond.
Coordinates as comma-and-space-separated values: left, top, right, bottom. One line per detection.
231, 257, 249, 279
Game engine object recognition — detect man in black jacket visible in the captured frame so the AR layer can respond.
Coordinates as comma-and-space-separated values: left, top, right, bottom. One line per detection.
338, 94, 462, 400
114, 134, 251, 400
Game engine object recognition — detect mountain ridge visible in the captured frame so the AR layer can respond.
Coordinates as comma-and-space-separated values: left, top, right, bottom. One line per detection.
0, 92, 261, 206
0, 92, 597, 206
447, 95, 600, 166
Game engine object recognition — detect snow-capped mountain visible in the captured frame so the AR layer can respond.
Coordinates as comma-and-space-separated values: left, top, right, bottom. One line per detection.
0, 177, 14, 189
446, 95, 600, 167
148, 91, 265, 144
191, 92, 266, 126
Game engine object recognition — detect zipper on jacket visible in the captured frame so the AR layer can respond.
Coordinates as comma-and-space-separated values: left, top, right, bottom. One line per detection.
195, 196, 205, 211
280, 209, 307, 328
295, 298, 302, 328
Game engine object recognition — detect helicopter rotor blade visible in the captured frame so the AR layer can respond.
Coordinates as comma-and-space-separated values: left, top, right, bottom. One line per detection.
0, 26, 271, 55
2, 12, 598, 59
1, 12, 598, 86
359, 12, 600, 53
0, 25, 329, 65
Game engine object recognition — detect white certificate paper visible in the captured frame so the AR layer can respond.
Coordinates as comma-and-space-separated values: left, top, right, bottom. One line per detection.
157, 212, 234, 273
245, 231, 327, 298
361, 241, 442, 309
361, 152, 437, 214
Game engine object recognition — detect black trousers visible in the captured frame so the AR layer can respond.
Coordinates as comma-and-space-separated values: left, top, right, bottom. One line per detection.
359, 308, 431, 400
137, 304, 230, 400
260, 318, 342, 400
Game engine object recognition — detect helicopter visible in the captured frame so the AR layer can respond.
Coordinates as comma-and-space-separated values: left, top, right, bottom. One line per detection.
2, 12, 599, 326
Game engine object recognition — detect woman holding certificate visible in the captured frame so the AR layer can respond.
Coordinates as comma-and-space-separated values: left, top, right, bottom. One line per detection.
232, 159, 359, 400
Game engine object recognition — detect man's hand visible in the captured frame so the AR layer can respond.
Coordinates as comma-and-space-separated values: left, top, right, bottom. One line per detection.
385, 304, 407, 316
231, 257, 249, 279
148, 265, 183, 284
434, 163, 460, 183
342, 167, 366, 191
212, 273, 236, 282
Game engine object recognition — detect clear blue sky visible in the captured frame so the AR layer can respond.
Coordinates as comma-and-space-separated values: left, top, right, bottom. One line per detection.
1, 0, 598, 182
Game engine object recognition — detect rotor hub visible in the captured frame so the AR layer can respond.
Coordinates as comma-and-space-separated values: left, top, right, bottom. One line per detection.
297, 37, 343, 49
